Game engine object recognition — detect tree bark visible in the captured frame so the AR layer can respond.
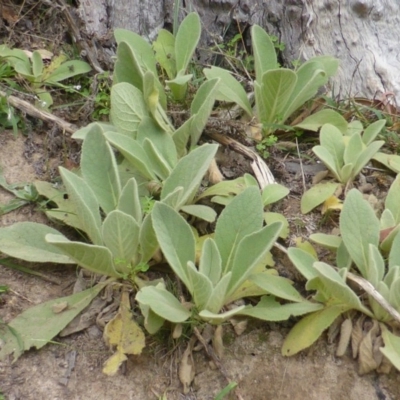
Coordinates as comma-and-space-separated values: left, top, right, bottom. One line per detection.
76, 0, 400, 104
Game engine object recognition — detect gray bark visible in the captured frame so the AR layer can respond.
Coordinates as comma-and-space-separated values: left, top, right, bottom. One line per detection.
76, 0, 400, 104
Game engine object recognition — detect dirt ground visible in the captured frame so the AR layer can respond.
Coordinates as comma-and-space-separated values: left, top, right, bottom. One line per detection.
1, 133, 400, 400
1, 1, 400, 398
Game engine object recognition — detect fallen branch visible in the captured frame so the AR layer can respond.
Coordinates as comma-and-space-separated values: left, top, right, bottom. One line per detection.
206, 130, 276, 187
0, 90, 77, 134
347, 271, 400, 326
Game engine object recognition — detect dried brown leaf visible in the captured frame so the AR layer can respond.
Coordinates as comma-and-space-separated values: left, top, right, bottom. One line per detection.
207, 158, 224, 184
230, 318, 248, 336
312, 170, 329, 185
351, 315, 365, 358
336, 318, 352, 357
327, 316, 343, 344
358, 320, 380, 375
179, 339, 196, 394
213, 325, 224, 359
172, 323, 183, 339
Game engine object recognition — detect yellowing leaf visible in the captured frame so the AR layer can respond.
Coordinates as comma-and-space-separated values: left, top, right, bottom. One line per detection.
103, 352, 128, 376
321, 195, 342, 214
179, 337, 196, 394
294, 237, 318, 259
282, 304, 348, 356
103, 289, 145, 376
42, 53, 67, 78
301, 182, 340, 214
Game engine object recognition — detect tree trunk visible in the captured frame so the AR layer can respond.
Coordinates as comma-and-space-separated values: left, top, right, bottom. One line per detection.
76, 0, 400, 104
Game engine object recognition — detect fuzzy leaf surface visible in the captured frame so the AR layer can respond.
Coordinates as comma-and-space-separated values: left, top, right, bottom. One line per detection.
161, 144, 218, 208
81, 127, 121, 214
340, 189, 380, 277
110, 82, 149, 135
152, 202, 195, 290
46, 234, 119, 277
251, 25, 277, 81
215, 186, 263, 272
59, 167, 102, 245
0, 284, 104, 362
136, 285, 191, 323
102, 210, 140, 270
175, 12, 201, 72
203, 66, 252, 116
282, 304, 349, 356
301, 182, 340, 214
227, 222, 282, 296
238, 296, 323, 322
0, 222, 73, 264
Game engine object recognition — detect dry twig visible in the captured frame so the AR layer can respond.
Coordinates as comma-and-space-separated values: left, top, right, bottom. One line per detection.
0, 89, 77, 134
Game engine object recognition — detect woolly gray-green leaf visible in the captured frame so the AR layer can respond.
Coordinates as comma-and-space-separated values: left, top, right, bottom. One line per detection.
362, 119, 386, 146
203, 66, 252, 116
81, 126, 121, 214
294, 109, 347, 134
238, 296, 323, 322
189, 79, 220, 146
259, 69, 297, 128
215, 186, 264, 272
262, 183, 289, 206
175, 12, 201, 72
0, 222, 73, 264
152, 202, 195, 291
385, 174, 400, 225
59, 167, 102, 245
110, 82, 149, 135
340, 189, 380, 277
205, 273, 232, 314
136, 285, 191, 323
46, 234, 119, 278
180, 204, 217, 222
187, 261, 213, 309
227, 222, 282, 297
301, 182, 340, 214
287, 248, 318, 281
139, 213, 158, 264
161, 144, 218, 208
117, 178, 142, 223
101, 210, 140, 271
199, 238, 222, 285
282, 304, 349, 356
251, 25, 277, 81
284, 56, 339, 120
380, 325, 400, 371
104, 131, 156, 180
0, 283, 105, 362
249, 273, 305, 302
153, 28, 176, 79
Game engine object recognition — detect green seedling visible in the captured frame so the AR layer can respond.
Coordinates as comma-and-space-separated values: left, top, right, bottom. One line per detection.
312, 120, 385, 184
153, 12, 201, 101
0, 45, 91, 108
300, 118, 386, 214
0, 97, 20, 137
286, 189, 400, 373
196, 173, 290, 238
203, 25, 339, 136
0, 129, 159, 363
0, 169, 39, 214
137, 186, 321, 333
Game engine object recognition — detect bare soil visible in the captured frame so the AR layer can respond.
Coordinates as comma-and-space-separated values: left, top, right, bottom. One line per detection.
1, 1, 400, 399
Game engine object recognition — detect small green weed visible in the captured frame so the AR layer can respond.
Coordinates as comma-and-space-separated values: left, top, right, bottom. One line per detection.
92, 72, 111, 120
256, 134, 278, 158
